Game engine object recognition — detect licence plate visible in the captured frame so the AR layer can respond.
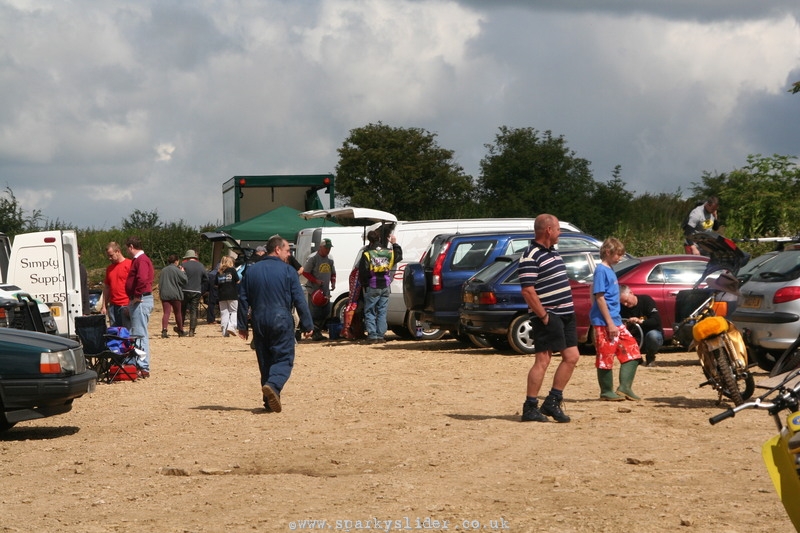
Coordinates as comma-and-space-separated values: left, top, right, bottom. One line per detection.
741, 295, 763, 309
463, 293, 474, 303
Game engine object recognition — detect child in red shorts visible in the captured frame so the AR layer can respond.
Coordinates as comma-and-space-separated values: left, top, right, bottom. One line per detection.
590, 238, 643, 401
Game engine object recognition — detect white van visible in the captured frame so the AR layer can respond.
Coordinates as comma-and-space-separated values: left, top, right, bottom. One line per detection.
367, 218, 580, 338
6, 230, 82, 337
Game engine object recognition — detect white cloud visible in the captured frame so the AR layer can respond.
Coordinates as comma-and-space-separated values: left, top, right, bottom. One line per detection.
0, 0, 798, 229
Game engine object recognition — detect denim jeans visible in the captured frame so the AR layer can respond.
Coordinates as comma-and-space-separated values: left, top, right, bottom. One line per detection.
108, 304, 131, 329
363, 287, 390, 340
643, 329, 664, 359
129, 295, 154, 371
181, 291, 201, 332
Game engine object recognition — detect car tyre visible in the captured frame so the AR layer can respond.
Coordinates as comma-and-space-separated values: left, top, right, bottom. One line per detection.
0, 403, 14, 432
508, 314, 537, 355
466, 333, 492, 348
487, 335, 513, 353
751, 347, 776, 372
404, 312, 446, 341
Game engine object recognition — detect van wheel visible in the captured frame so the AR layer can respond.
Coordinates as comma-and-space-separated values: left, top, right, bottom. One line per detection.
331, 296, 348, 324
405, 312, 446, 341
508, 314, 537, 355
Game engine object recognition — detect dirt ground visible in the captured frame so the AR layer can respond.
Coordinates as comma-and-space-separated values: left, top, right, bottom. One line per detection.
0, 306, 793, 533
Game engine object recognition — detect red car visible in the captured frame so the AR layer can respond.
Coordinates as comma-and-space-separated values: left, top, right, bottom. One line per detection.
461, 253, 710, 354
573, 255, 710, 343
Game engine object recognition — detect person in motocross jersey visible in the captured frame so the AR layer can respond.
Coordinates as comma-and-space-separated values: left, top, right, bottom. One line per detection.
358, 230, 402, 344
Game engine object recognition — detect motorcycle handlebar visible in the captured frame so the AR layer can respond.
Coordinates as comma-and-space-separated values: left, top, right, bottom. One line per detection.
709, 397, 778, 425
709, 409, 735, 425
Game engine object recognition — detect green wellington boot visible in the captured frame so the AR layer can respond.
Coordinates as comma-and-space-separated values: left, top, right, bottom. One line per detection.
597, 369, 624, 401
616, 360, 641, 401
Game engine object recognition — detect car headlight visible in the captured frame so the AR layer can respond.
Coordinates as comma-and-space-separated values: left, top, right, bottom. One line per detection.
39, 346, 85, 374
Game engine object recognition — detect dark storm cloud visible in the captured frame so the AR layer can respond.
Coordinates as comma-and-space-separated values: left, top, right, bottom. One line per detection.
452, 0, 800, 23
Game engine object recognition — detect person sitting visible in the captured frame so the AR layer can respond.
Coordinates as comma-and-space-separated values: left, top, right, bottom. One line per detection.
619, 284, 664, 367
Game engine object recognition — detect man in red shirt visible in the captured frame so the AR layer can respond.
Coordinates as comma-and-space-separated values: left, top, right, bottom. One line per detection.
102, 241, 132, 328
125, 236, 154, 376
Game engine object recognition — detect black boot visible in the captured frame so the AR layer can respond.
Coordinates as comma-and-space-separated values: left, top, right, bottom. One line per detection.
521, 400, 548, 422
540, 394, 570, 423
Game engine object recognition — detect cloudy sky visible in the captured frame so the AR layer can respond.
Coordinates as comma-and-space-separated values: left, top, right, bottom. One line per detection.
1, 0, 799, 229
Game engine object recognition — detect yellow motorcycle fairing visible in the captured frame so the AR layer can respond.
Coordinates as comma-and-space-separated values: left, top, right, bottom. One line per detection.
693, 316, 728, 342
762, 431, 800, 530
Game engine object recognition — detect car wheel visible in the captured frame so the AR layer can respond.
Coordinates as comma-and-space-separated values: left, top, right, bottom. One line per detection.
508, 314, 537, 355
467, 333, 492, 348
403, 263, 426, 311
405, 312, 446, 341
751, 347, 776, 372
0, 404, 14, 432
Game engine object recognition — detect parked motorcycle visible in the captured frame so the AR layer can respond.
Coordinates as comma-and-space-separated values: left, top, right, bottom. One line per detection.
674, 284, 755, 405
709, 368, 800, 529
674, 230, 754, 405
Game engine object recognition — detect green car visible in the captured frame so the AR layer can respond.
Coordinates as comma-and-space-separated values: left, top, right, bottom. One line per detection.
0, 328, 96, 431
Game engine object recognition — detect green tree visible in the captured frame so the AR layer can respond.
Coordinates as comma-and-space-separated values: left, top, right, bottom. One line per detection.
335, 123, 477, 220
587, 165, 634, 238
477, 127, 598, 231
0, 186, 42, 236
122, 209, 162, 231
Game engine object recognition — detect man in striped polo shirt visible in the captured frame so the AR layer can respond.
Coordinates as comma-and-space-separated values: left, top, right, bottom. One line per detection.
518, 214, 580, 423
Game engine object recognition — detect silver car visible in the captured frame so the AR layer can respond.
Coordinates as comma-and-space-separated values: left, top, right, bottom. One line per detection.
732, 249, 800, 370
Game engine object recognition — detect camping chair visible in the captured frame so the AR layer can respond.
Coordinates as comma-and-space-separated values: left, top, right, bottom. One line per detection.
74, 315, 116, 382
74, 315, 141, 383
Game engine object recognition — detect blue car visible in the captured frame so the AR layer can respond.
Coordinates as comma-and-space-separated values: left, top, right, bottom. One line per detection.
404, 232, 603, 345
459, 250, 603, 354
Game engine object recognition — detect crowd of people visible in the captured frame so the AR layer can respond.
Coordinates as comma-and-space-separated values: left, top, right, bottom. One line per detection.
88, 199, 720, 417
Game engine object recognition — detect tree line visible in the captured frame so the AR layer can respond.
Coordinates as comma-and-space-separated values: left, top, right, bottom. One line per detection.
336, 123, 800, 258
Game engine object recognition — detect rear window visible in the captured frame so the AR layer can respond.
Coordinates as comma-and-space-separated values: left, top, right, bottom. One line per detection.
451, 240, 498, 270
750, 250, 800, 282
471, 257, 516, 283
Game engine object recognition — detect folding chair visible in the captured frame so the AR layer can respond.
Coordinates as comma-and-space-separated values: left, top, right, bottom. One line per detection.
74, 315, 116, 383
74, 316, 142, 383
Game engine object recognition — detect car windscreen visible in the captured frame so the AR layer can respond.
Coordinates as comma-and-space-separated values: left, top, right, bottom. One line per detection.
750, 250, 800, 282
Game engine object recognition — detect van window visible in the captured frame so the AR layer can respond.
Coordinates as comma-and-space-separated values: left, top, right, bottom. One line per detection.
451, 240, 497, 270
